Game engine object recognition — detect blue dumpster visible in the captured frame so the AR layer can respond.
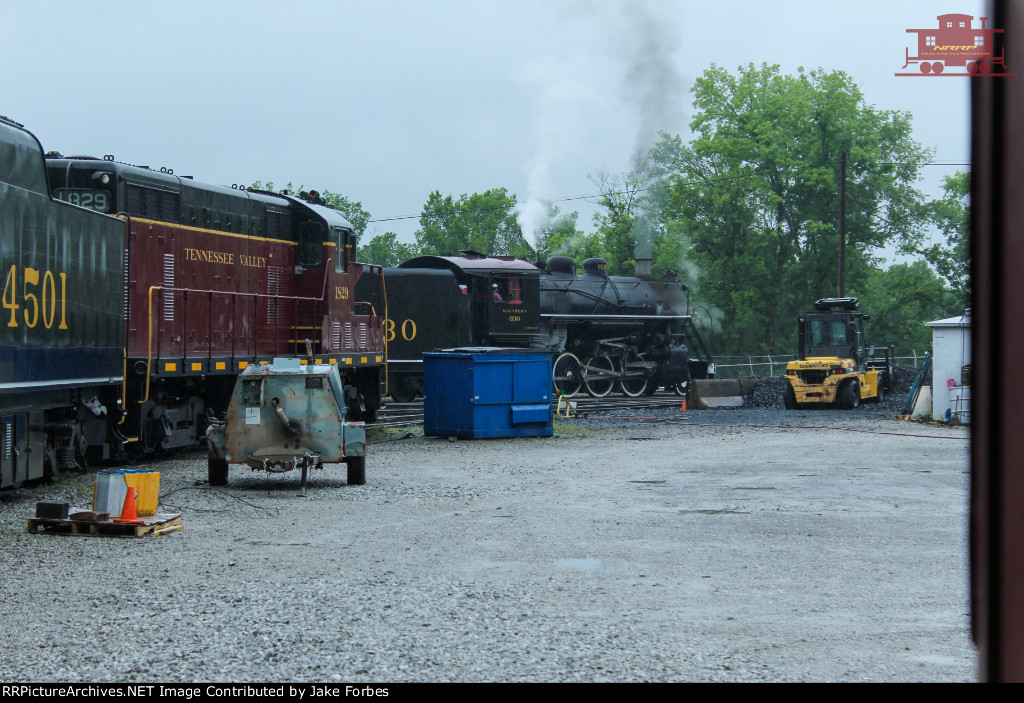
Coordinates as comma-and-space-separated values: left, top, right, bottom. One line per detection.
423, 347, 553, 438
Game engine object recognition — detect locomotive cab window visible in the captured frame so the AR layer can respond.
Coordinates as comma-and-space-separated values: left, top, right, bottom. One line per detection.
490, 278, 522, 304
297, 221, 324, 266
335, 227, 355, 272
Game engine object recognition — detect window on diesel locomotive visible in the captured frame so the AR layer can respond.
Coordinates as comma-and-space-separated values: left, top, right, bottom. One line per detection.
334, 227, 353, 272
297, 221, 324, 266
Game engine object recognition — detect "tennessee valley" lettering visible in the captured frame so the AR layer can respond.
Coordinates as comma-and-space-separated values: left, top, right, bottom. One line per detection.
183, 248, 267, 268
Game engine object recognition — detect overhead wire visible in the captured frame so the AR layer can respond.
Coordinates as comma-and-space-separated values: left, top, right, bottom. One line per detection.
364, 160, 970, 226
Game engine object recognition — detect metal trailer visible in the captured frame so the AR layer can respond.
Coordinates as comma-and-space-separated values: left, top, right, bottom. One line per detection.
206, 356, 366, 495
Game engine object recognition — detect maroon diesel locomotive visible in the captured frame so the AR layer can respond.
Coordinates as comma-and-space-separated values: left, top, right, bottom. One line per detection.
38, 149, 384, 464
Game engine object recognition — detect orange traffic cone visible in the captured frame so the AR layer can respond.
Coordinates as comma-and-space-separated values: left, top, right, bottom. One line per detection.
114, 488, 144, 524
680, 398, 688, 411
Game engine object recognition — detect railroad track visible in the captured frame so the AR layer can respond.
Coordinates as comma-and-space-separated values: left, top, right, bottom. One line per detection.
374, 391, 688, 428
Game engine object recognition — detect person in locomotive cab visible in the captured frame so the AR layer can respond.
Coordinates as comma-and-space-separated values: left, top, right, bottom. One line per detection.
492, 283, 503, 302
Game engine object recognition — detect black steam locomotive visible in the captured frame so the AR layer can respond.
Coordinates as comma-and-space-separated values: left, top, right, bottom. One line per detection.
359, 251, 713, 402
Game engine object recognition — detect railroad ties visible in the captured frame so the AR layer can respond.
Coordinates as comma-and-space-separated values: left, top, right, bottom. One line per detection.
376, 392, 686, 427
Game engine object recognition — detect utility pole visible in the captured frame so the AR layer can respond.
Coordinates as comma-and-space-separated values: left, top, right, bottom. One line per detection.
838, 150, 846, 297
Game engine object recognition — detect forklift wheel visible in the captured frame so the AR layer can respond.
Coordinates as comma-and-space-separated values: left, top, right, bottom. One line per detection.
783, 383, 797, 409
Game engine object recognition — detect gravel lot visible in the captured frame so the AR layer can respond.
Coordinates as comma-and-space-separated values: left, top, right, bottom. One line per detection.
0, 400, 973, 683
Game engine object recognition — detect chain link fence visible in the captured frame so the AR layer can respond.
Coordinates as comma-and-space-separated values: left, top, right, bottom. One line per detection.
711, 351, 931, 379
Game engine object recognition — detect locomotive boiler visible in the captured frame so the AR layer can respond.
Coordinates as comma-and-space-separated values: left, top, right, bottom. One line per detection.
359, 251, 712, 401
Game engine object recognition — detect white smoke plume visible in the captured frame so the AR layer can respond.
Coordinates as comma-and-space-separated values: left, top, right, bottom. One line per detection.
516, 1, 688, 258
515, 54, 596, 246
562, 0, 687, 166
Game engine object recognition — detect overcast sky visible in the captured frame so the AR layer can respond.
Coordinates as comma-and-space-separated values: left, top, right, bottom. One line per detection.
2, 0, 981, 250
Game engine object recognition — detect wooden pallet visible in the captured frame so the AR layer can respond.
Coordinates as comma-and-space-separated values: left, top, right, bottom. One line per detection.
27, 513, 183, 538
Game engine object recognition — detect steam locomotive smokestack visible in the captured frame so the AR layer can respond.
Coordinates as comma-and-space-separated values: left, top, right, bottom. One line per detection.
635, 256, 652, 279
634, 212, 654, 279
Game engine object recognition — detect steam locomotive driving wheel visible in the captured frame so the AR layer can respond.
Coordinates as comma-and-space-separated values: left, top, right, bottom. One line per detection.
582, 355, 618, 397
617, 350, 649, 397
553, 352, 583, 397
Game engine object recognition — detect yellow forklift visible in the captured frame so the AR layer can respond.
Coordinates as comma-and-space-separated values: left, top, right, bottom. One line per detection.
783, 298, 894, 409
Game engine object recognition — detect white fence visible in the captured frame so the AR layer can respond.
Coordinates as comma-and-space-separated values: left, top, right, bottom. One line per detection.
712, 352, 930, 379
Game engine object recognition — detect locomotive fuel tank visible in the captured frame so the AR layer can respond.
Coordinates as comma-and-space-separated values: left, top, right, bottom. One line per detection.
205, 357, 366, 495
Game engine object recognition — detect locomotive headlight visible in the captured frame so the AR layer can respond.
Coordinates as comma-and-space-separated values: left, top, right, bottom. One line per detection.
91, 170, 112, 186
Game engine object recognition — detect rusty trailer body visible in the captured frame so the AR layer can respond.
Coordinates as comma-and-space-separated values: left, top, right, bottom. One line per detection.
206, 358, 366, 494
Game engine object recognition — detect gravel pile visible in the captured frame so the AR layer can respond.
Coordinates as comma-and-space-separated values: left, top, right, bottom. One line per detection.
745, 365, 927, 413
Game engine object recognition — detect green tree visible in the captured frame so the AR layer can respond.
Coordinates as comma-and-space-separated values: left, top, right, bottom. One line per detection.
318, 190, 370, 243
250, 180, 371, 243
652, 63, 933, 354
852, 261, 960, 355
531, 204, 599, 265
414, 188, 534, 259
358, 231, 418, 267
905, 170, 969, 306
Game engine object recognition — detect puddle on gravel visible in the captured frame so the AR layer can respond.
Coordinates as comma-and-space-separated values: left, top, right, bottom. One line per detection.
553, 558, 631, 572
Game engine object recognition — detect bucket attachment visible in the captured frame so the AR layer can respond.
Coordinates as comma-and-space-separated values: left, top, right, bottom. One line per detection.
690, 378, 759, 408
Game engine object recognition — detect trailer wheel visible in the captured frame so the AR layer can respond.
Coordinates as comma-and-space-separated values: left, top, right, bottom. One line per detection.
208, 459, 229, 486
346, 456, 366, 486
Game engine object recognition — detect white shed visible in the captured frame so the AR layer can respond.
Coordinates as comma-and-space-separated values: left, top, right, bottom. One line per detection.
925, 311, 971, 422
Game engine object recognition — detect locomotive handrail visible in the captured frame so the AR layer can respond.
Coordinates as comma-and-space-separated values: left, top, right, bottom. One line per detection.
115, 211, 134, 426
139, 259, 335, 404
541, 313, 688, 320
539, 285, 630, 309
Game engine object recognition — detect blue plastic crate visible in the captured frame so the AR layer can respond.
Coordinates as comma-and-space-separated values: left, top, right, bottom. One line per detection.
423, 347, 553, 438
